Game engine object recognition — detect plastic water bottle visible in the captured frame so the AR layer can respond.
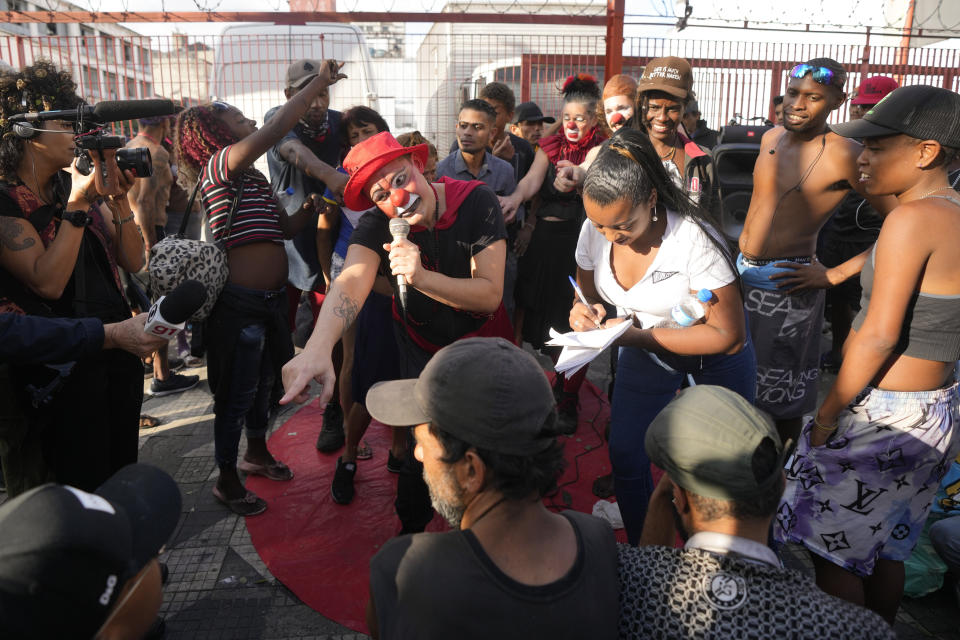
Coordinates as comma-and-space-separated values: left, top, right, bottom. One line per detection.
277, 186, 298, 216
670, 288, 713, 327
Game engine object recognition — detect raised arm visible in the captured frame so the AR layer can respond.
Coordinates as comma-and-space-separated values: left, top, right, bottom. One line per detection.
224, 61, 346, 178
280, 242, 379, 406
274, 137, 348, 195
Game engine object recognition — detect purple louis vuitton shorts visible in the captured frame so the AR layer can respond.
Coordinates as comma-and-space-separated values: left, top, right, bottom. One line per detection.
774, 383, 960, 577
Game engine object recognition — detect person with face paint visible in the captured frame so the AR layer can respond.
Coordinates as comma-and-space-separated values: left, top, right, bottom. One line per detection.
281, 131, 511, 533
775, 86, 960, 624
498, 74, 607, 432
601, 73, 637, 136
176, 60, 346, 516
571, 129, 755, 544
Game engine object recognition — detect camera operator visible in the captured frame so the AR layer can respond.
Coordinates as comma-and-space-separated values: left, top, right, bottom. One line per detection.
0, 60, 147, 496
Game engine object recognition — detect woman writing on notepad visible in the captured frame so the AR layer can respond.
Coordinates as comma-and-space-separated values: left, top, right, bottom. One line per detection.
568, 129, 756, 544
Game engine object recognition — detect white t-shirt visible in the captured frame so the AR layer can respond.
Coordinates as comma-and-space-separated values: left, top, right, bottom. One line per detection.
575, 210, 735, 328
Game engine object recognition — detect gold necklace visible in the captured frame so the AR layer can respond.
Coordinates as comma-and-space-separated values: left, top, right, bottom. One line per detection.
658, 135, 678, 161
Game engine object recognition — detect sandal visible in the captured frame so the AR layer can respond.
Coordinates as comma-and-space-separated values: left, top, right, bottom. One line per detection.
356, 440, 373, 461
139, 414, 162, 429
212, 486, 267, 516
237, 458, 294, 481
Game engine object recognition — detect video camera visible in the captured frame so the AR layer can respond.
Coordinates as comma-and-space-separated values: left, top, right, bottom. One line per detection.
9, 99, 177, 179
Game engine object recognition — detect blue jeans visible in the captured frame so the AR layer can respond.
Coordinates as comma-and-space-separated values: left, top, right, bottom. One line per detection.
208, 284, 290, 469
610, 339, 757, 544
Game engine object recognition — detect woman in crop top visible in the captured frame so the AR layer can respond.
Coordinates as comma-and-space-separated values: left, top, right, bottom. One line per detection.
775, 86, 960, 624
569, 129, 756, 544
175, 60, 346, 516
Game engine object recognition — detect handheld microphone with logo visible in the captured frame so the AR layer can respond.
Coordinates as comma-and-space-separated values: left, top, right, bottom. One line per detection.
387, 217, 411, 312
144, 280, 207, 339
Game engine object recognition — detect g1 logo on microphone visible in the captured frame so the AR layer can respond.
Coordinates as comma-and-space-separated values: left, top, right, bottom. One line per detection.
149, 324, 179, 337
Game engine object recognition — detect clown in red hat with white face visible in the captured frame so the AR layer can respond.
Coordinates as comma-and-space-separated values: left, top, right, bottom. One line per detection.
281, 131, 513, 533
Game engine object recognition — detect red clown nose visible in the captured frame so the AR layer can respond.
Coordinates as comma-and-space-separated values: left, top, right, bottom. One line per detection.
566, 121, 579, 130
609, 112, 625, 125
390, 188, 410, 208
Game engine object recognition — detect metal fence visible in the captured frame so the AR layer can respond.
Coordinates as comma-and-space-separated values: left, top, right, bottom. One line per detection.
3, 28, 959, 160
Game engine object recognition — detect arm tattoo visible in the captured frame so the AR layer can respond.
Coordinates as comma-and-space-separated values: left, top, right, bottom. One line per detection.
332, 291, 360, 333
0, 218, 36, 252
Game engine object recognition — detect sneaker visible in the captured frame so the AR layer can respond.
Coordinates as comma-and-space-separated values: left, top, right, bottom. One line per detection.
331, 457, 357, 505
168, 356, 185, 372
387, 450, 404, 474
315, 400, 345, 452
556, 391, 578, 435
149, 373, 200, 397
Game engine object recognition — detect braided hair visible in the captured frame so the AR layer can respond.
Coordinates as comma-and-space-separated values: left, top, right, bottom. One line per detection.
174, 104, 241, 190
0, 59, 82, 180
583, 128, 738, 285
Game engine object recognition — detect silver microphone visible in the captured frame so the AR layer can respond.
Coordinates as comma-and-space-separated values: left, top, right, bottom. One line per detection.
388, 217, 411, 312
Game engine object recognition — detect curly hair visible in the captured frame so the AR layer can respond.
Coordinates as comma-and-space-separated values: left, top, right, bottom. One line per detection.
0, 59, 82, 180
396, 130, 437, 160
174, 104, 241, 189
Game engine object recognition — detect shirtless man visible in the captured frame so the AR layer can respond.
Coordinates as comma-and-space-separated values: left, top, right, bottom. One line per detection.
126, 116, 199, 396
738, 58, 894, 444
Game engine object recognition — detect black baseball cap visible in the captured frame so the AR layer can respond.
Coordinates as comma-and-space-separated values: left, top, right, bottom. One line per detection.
645, 385, 788, 502
366, 337, 558, 455
832, 85, 960, 148
0, 464, 182, 638
513, 101, 556, 124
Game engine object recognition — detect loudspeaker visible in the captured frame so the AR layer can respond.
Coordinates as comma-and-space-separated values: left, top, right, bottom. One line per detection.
717, 124, 772, 145
720, 190, 751, 242
12, 120, 39, 139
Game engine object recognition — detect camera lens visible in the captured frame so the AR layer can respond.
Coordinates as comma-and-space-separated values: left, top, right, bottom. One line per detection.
116, 147, 153, 178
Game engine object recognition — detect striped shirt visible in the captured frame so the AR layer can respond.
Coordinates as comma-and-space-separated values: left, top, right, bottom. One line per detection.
201, 145, 284, 250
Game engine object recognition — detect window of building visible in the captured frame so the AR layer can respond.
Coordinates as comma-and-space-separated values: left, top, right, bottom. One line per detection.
123, 42, 134, 65
125, 76, 137, 99
104, 72, 118, 100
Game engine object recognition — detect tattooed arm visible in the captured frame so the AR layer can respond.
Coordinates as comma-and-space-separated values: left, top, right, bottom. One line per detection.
280, 243, 379, 406
0, 210, 88, 300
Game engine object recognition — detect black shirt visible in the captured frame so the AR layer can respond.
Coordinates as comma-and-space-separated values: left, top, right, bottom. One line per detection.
348, 181, 506, 350
370, 511, 619, 640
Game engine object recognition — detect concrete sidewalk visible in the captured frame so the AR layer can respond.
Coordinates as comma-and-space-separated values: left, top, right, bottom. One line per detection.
130, 351, 958, 639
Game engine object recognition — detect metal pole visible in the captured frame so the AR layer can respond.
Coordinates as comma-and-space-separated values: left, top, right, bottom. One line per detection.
604, 0, 625, 82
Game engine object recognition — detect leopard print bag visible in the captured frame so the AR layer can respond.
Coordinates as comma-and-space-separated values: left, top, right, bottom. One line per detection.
148, 175, 243, 320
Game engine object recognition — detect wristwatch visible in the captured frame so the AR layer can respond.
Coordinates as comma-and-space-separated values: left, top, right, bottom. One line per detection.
61, 210, 92, 228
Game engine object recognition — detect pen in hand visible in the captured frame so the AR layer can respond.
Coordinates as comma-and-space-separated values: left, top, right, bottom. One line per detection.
568, 275, 602, 328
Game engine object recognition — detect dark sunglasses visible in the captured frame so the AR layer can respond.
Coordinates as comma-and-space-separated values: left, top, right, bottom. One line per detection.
789, 64, 841, 88
211, 100, 231, 111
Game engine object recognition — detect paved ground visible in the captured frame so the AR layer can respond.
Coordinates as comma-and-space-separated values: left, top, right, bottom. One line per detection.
106, 333, 960, 638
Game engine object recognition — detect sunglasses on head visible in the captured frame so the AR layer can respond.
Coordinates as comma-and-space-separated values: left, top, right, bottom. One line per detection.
211, 101, 231, 111
789, 64, 841, 88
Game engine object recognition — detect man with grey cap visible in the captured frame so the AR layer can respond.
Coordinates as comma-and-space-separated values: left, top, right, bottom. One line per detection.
265, 58, 349, 449
617, 385, 893, 639
364, 337, 618, 639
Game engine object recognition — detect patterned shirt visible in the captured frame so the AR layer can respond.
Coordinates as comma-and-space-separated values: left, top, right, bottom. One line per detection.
617, 544, 895, 639
201, 145, 284, 250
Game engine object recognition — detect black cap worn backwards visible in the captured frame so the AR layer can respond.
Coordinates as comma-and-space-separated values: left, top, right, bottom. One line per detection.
0, 464, 181, 638
513, 101, 556, 124
832, 85, 960, 148
366, 337, 558, 456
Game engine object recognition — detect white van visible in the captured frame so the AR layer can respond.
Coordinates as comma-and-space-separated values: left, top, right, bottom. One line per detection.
211, 23, 380, 170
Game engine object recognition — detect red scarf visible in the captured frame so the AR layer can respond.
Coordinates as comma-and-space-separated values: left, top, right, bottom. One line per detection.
538, 127, 606, 166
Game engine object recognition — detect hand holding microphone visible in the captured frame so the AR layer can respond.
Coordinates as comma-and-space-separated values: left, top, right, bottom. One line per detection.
144, 280, 208, 339
386, 217, 412, 312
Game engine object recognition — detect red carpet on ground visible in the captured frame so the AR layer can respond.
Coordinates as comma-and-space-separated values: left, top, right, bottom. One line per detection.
245, 375, 622, 634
